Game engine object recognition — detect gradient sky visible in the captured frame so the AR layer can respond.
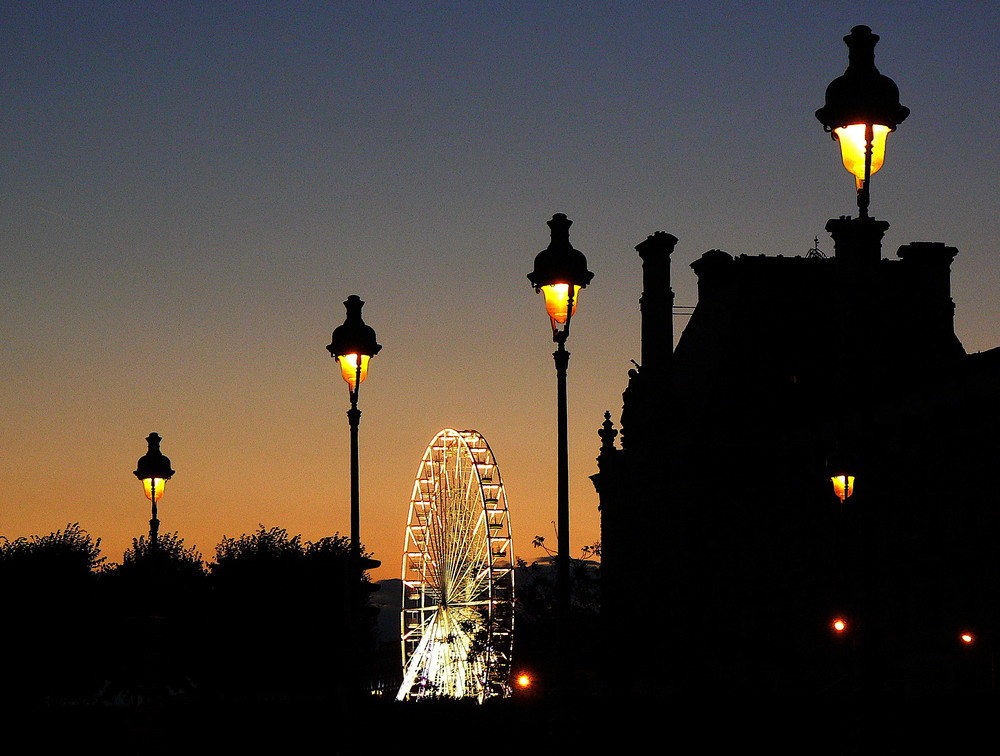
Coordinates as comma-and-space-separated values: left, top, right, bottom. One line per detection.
3, 1, 998, 580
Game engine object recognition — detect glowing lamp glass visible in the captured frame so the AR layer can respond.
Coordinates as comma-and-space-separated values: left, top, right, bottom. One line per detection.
336, 353, 370, 390
141, 477, 166, 502
834, 124, 890, 189
516, 674, 532, 688
960, 632, 974, 644
831, 474, 855, 502
540, 283, 580, 326
833, 617, 847, 633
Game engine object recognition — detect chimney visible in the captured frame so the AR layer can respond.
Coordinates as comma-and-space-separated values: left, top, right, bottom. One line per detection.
635, 231, 679, 375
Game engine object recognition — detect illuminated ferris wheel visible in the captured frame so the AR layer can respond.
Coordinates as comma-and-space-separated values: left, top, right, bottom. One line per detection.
397, 428, 515, 701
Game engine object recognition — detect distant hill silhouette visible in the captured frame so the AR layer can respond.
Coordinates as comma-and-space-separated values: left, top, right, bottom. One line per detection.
374, 578, 402, 642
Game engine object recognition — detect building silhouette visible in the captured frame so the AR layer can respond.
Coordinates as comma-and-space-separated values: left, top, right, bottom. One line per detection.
594, 205, 1000, 698
593, 25, 999, 699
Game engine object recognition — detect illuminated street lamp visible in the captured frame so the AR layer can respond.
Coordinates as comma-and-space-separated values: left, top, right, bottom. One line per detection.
527, 213, 593, 691
528, 214, 594, 344
327, 295, 382, 696
826, 448, 860, 692
326, 294, 382, 563
831, 472, 855, 504
133, 432, 174, 551
827, 449, 857, 505
816, 25, 909, 218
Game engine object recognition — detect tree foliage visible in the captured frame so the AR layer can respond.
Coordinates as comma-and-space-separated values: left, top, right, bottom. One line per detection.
513, 539, 602, 695
0, 524, 105, 705
214, 525, 309, 566
0, 522, 380, 705
99, 531, 208, 703
205, 526, 377, 701
121, 531, 205, 573
0, 522, 105, 576
530, 533, 602, 560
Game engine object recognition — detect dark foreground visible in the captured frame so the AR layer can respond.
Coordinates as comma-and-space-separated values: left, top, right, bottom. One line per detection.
7, 696, 997, 753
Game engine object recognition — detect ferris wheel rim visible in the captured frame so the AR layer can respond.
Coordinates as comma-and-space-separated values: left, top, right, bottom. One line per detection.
397, 428, 515, 702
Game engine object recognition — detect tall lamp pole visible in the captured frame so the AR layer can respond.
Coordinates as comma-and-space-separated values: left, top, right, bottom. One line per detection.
816, 26, 908, 706
327, 295, 382, 564
327, 295, 382, 696
133, 432, 174, 552
527, 213, 594, 689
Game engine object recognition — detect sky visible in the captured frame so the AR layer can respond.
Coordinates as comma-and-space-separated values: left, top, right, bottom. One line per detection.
3, 1, 998, 580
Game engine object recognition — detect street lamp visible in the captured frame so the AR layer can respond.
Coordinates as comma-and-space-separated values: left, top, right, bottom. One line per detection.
133, 432, 174, 551
826, 446, 859, 692
527, 213, 594, 689
326, 294, 382, 563
816, 25, 909, 218
830, 472, 855, 504
827, 449, 857, 505
528, 214, 594, 343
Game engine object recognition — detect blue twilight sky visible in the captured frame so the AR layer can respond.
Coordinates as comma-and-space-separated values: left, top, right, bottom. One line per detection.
2, 1, 998, 578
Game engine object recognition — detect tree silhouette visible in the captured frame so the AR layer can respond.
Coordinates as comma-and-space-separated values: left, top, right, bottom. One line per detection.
0, 524, 105, 705
98, 531, 208, 704
205, 526, 377, 701
120, 531, 206, 574
514, 546, 602, 696
0, 522, 380, 711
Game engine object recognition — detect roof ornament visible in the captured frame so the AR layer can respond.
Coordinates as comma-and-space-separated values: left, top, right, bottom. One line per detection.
806, 237, 827, 258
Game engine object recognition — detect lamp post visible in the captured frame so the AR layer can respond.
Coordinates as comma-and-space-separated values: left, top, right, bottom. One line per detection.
326, 295, 382, 564
826, 447, 859, 693
327, 295, 382, 697
527, 213, 594, 690
133, 432, 174, 552
816, 25, 909, 219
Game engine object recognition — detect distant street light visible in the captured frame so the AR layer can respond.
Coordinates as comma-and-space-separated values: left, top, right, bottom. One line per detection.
816, 25, 909, 218
958, 630, 996, 692
826, 447, 859, 693
827, 449, 857, 505
133, 432, 174, 551
527, 213, 593, 692
830, 472, 855, 504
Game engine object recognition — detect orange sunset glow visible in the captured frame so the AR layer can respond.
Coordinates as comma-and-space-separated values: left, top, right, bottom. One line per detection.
3, 4, 998, 591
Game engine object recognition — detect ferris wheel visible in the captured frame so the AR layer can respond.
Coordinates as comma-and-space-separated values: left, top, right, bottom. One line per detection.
397, 428, 515, 701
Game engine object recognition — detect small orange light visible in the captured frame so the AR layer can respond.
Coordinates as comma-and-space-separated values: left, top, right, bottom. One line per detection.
516, 674, 531, 688
832, 617, 847, 633
960, 632, 974, 644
